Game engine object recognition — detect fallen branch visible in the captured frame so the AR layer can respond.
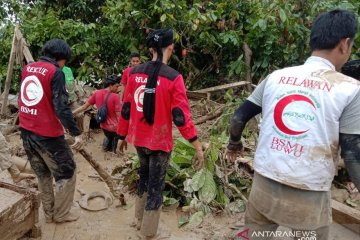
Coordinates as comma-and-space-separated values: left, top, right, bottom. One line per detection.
194, 106, 226, 125
79, 149, 126, 206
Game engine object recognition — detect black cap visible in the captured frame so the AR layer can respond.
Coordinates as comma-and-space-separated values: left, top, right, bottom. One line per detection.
146, 29, 174, 49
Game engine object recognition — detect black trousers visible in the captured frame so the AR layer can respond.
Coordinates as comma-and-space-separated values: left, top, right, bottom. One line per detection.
136, 147, 171, 210
20, 129, 76, 181
102, 129, 119, 153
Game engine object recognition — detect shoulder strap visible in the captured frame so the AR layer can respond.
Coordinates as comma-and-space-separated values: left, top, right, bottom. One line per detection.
104, 92, 112, 104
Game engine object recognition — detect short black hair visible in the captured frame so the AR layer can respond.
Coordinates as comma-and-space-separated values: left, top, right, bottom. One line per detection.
41, 39, 71, 61
310, 9, 357, 51
342, 60, 360, 80
130, 52, 140, 59
104, 74, 120, 88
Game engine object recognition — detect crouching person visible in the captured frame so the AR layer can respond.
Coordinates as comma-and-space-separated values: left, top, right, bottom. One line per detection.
19, 39, 83, 223
117, 29, 204, 238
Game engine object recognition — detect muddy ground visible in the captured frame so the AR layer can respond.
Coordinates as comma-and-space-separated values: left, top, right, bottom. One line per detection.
1, 130, 360, 240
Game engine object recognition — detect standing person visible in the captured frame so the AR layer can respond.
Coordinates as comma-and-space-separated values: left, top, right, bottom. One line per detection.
62, 66, 77, 104
226, 10, 359, 240
119, 52, 141, 100
117, 29, 204, 238
19, 39, 83, 223
0, 131, 35, 183
340, 59, 360, 191
73, 75, 121, 153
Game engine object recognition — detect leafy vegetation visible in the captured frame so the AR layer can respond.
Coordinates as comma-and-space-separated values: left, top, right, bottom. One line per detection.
1, 0, 360, 92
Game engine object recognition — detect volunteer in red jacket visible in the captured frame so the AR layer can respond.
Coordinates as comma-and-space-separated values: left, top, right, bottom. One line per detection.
117, 29, 204, 238
73, 75, 121, 152
119, 52, 141, 100
19, 39, 83, 223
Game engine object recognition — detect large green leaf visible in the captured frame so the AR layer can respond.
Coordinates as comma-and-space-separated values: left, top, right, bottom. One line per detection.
190, 169, 205, 191
188, 211, 204, 227
199, 169, 217, 203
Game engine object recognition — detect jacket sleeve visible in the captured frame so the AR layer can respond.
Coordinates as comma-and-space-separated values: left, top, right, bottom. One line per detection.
171, 75, 198, 142
117, 75, 133, 140
51, 69, 81, 136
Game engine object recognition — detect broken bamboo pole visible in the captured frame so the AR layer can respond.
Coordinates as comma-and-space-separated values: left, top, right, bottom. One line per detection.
78, 149, 126, 206
1, 24, 19, 116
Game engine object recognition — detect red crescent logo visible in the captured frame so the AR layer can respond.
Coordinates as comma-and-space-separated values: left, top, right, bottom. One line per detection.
274, 94, 316, 135
23, 80, 36, 102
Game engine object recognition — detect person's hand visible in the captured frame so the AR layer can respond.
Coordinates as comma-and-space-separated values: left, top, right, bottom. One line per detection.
118, 140, 128, 153
225, 142, 243, 162
193, 148, 204, 170
71, 134, 83, 151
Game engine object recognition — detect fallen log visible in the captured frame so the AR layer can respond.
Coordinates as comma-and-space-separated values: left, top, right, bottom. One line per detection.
78, 149, 126, 206
194, 106, 226, 125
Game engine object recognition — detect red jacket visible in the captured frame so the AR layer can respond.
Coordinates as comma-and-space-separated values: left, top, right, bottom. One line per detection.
117, 61, 197, 152
121, 67, 132, 85
19, 59, 74, 137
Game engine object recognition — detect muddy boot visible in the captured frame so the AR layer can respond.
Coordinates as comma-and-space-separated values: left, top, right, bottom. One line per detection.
131, 193, 148, 230
37, 175, 55, 223
140, 209, 161, 238
7, 164, 35, 183
53, 174, 79, 223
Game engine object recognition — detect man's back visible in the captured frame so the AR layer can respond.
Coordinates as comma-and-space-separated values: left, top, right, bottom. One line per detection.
250, 56, 360, 191
87, 89, 120, 132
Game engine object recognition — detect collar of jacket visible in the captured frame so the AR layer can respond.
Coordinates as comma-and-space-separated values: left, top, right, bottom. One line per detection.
39, 56, 60, 68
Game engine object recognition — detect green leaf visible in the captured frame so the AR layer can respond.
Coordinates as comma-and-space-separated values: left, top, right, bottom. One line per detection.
178, 215, 189, 227
279, 9, 287, 23
163, 196, 179, 206
183, 179, 194, 193
160, 14, 167, 22
199, 169, 217, 203
257, 19, 267, 31
188, 211, 204, 226
190, 169, 206, 191
346, 198, 358, 207
227, 200, 246, 213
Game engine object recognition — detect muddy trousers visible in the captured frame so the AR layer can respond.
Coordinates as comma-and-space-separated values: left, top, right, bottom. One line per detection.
245, 202, 329, 240
20, 129, 76, 222
136, 147, 171, 210
102, 129, 119, 153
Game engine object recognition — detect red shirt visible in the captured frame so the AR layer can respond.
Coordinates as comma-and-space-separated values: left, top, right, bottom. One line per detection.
121, 67, 132, 85
19, 61, 64, 137
88, 89, 121, 132
117, 61, 197, 152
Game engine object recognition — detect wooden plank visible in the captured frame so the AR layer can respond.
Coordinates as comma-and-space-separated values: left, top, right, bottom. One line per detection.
1, 24, 18, 116
332, 199, 360, 234
194, 81, 250, 93
15, 25, 34, 63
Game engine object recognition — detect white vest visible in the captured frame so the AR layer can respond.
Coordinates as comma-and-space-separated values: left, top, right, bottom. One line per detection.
255, 57, 360, 191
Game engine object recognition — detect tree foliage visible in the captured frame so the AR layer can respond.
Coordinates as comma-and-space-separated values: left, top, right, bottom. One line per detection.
0, 0, 360, 92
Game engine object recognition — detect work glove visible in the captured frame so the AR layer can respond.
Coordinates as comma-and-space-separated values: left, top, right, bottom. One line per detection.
71, 134, 84, 150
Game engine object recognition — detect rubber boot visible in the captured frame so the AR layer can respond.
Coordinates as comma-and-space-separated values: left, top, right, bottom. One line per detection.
53, 174, 79, 223
37, 175, 55, 223
7, 164, 35, 183
140, 208, 161, 238
131, 193, 148, 230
